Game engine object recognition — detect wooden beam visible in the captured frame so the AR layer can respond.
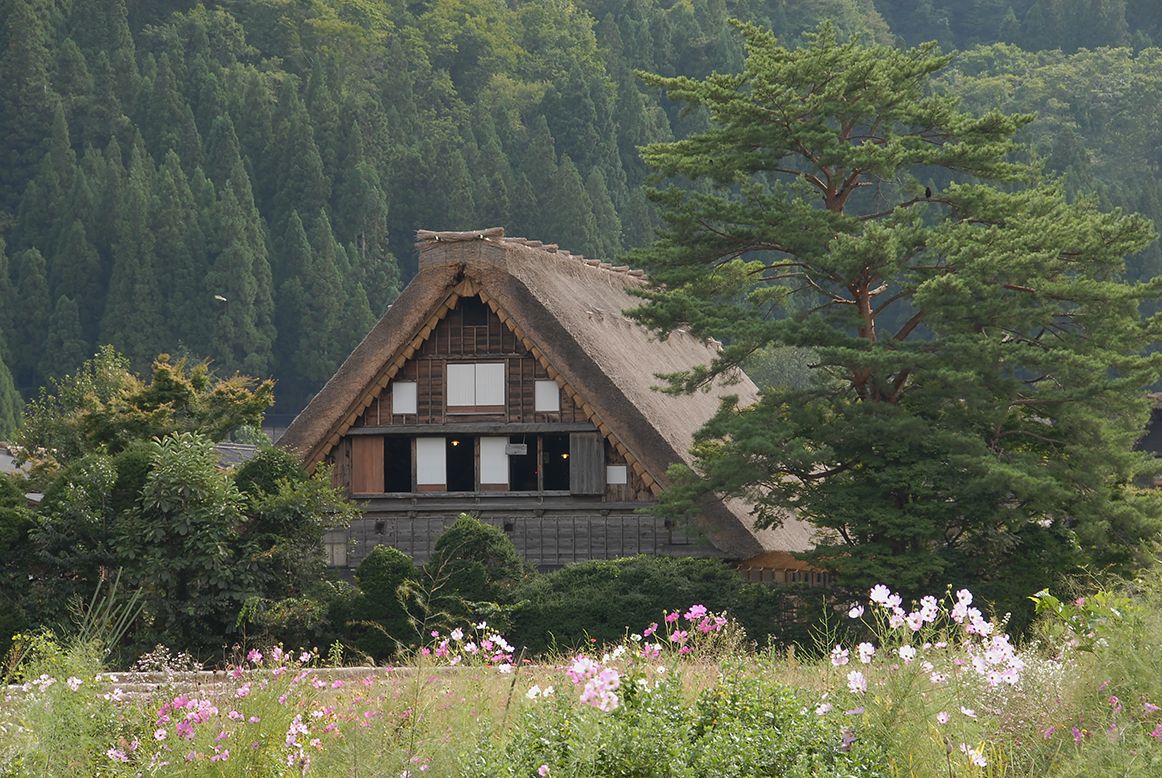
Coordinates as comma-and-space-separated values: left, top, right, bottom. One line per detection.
346, 422, 598, 436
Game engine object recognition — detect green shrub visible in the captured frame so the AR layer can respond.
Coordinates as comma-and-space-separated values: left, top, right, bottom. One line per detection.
428, 514, 526, 612
354, 545, 418, 659
508, 555, 822, 653
233, 446, 306, 497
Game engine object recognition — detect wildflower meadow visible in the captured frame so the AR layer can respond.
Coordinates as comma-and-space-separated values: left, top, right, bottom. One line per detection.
4, 569, 1162, 777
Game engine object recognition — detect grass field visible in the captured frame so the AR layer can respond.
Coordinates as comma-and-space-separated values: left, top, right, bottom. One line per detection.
4, 572, 1162, 777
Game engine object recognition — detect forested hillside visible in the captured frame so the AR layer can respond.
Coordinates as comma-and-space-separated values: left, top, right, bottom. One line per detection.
0, 0, 1159, 427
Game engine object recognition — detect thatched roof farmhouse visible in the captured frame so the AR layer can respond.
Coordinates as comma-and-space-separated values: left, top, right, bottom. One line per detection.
281, 228, 818, 579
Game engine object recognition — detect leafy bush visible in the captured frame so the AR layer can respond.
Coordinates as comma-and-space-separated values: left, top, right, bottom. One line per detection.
508, 555, 822, 653
233, 446, 307, 498
354, 545, 418, 659
427, 514, 526, 612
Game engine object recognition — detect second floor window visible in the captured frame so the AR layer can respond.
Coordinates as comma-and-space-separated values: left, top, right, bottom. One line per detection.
447, 362, 505, 412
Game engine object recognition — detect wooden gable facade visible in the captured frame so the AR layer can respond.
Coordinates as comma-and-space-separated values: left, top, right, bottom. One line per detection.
315, 285, 717, 570
283, 228, 816, 573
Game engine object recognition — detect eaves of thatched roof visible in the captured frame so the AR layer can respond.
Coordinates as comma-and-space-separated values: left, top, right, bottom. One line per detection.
280, 228, 814, 559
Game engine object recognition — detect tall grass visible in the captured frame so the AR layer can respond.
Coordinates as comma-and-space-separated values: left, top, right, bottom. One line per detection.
3, 571, 1162, 776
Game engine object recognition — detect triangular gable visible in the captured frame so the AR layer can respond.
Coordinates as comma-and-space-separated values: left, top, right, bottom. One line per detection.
308, 278, 663, 495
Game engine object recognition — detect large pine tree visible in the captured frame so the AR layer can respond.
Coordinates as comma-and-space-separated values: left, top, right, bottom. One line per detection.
632, 23, 1162, 613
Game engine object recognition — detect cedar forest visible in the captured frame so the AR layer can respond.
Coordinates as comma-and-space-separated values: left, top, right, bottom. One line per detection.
2, 0, 1162, 424
0, 0, 1161, 658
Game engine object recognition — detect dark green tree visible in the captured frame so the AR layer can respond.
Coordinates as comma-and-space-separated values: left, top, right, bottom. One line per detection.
153, 150, 208, 355
9, 249, 51, 390
40, 296, 90, 381
0, 350, 21, 437
13, 101, 75, 253
427, 514, 526, 614
49, 219, 103, 337
99, 137, 166, 370
205, 186, 275, 376
0, 0, 55, 215
118, 432, 251, 650
631, 23, 1162, 614
354, 546, 419, 659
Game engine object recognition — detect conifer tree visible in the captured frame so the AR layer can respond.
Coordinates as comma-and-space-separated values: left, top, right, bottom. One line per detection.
269, 81, 329, 235
40, 296, 90, 380
205, 187, 275, 376
584, 167, 624, 259
139, 54, 203, 170
632, 23, 1162, 612
0, 239, 15, 362
49, 219, 103, 337
13, 102, 75, 253
0, 348, 21, 437
274, 211, 314, 403
9, 249, 51, 390
153, 151, 208, 355
100, 136, 167, 370
52, 38, 94, 130
0, 0, 55, 215
548, 156, 600, 256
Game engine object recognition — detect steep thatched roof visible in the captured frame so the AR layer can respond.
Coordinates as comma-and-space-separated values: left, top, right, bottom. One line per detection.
280, 228, 814, 558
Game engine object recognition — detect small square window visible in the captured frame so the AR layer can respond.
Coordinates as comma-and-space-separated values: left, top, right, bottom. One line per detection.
392, 381, 417, 415
606, 465, 628, 485
534, 380, 560, 412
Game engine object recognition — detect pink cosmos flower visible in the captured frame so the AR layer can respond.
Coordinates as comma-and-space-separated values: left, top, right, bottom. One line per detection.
857, 642, 875, 664
960, 706, 976, 718
1043, 726, 1055, 739
538, 766, 551, 777
848, 604, 864, 619
670, 630, 688, 644
643, 622, 658, 637
815, 702, 832, 715
897, 645, 916, 663
959, 744, 986, 768
936, 711, 949, 725
684, 604, 707, 621
846, 670, 867, 695
1150, 724, 1162, 741
1145, 702, 1160, 714
246, 649, 263, 664
869, 584, 891, 604
831, 645, 850, 666
665, 612, 679, 624
106, 748, 129, 763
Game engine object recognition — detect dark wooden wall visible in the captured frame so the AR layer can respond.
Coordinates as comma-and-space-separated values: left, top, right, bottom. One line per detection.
350, 297, 587, 427
337, 512, 716, 570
